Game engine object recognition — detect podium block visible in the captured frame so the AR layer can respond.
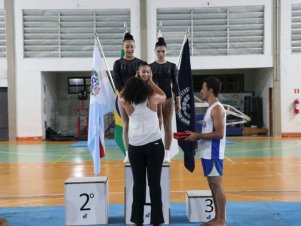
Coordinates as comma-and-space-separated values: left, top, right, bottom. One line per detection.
64, 176, 108, 225
186, 190, 215, 222
125, 162, 170, 224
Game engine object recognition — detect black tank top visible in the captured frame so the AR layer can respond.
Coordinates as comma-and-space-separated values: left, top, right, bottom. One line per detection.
150, 61, 180, 99
113, 58, 145, 92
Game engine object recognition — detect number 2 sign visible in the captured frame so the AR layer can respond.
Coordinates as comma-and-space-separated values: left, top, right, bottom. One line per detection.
65, 177, 108, 225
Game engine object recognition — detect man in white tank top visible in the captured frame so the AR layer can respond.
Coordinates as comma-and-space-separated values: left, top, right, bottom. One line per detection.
185, 77, 227, 226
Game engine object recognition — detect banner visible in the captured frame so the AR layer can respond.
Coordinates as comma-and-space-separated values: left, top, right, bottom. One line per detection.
176, 36, 196, 172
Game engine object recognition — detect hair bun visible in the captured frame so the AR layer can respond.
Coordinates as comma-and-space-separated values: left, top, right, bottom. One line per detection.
123, 32, 134, 41
158, 37, 165, 43
155, 37, 167, 48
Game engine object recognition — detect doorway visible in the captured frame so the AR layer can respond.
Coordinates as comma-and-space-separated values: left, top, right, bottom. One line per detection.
0, 87, 8, 140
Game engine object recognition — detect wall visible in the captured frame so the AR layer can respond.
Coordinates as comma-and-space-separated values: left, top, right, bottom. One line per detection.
280, 0, 301, 134
14, 0, 140, 138
146, 0, 273, 69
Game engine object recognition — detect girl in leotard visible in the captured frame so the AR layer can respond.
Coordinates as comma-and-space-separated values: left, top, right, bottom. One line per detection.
113, 32, 145, 162
150, 37, 181, 162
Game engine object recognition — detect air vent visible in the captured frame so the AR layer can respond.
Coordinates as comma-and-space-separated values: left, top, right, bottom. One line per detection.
23, 9, 130, 58
292, 4, 301, 53
157, 5, 264, 56
0, 10, 6, 58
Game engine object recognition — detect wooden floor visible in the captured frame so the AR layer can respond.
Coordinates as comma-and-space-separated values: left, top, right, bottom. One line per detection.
0, 138, 301, 207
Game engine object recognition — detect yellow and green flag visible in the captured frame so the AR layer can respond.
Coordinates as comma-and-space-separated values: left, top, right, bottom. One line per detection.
113, 49, 126, 155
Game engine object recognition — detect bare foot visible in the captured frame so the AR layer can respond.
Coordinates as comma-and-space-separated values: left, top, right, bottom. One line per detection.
201, 219, 216, 226
0, 219, 8, 226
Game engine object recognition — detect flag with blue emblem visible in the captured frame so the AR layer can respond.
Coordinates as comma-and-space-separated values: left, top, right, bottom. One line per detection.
88, 38, 115, 176
176, 34, 196, 172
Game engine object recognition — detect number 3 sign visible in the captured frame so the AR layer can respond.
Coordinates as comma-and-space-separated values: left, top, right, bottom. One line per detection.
65, 177, 108, 225
186, 190, 216, 222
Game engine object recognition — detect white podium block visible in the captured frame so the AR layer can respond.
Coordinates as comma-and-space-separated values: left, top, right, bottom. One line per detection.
125, 162, 170, 224
186, 190, 215, 223
64, 176, 108, 225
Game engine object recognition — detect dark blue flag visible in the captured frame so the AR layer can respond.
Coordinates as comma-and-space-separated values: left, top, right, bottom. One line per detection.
176, 37, 196, 172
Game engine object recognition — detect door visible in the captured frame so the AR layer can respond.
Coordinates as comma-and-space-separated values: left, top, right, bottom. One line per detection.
269, 87, 273, 136
0, 87, 8, 140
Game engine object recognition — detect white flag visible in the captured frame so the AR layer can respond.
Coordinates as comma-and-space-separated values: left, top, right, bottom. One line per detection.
88, 39, 115, 176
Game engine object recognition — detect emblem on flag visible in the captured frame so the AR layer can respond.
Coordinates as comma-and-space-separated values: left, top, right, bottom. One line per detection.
90, 70, 100, 96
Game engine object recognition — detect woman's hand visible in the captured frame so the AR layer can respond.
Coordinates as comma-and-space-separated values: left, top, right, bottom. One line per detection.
148, 71, 153, 83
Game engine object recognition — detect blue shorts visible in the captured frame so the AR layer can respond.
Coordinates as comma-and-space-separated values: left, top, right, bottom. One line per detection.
201, 159, 224, 177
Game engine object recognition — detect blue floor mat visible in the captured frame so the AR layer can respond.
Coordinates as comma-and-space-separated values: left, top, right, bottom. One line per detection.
71, 139, 117, 147
72, 140, 234, 147
226, 140, 234, 144
0, 202, 300, 226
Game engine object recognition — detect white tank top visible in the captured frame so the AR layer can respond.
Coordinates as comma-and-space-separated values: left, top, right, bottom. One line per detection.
200, 101, 226, 159
128, 100, 161, 146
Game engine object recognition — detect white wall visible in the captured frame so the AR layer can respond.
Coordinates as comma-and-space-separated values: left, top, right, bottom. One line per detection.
280, 0, 301, 133
146, 0, 273, 69
14, 0, 140, 137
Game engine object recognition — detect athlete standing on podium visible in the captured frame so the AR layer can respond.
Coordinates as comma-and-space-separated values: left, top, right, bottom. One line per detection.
150, 37, 181, 162
113, 32, 145, 162
185, 77, 227, 226
119, 63, 166, 226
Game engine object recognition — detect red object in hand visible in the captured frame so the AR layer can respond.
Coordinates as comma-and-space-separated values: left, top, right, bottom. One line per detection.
173, 132, 190, 140
294, 99, 300, 114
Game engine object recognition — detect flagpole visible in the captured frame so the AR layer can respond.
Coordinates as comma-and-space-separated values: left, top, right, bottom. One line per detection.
176, 29, 200, 107
158, 21, 163, 38
176, 29, 190, 70
95, 33, 116, 92
124, 21, 128, 34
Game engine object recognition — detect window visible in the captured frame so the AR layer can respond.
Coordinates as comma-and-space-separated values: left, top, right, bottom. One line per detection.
68, 77, 90, 94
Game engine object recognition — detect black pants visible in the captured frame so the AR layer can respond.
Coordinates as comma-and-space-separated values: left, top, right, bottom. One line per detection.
128, 139, 165, 225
